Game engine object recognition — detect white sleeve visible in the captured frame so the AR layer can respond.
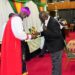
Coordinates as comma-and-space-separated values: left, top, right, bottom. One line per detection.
11, 16, 32, 40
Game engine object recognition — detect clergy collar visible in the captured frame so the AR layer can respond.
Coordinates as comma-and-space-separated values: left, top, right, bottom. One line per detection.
18, 14, 23, 20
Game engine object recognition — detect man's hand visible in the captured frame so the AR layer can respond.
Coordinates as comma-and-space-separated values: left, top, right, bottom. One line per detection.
31, 34, 37, 39
32, 31, 40, 35
31, 31, 40, 39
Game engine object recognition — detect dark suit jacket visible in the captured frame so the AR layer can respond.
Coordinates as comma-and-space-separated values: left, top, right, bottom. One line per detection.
41, 16, 65, 53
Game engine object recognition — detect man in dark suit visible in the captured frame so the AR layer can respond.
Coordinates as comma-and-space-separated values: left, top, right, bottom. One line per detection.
37, 11, 65, 75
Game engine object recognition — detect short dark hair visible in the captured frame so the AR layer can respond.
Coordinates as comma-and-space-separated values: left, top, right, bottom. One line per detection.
49, 11, 56, 17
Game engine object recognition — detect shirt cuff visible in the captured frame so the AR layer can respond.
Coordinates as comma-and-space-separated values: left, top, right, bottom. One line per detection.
25, 34, 32, 42
28, 34, 32, 39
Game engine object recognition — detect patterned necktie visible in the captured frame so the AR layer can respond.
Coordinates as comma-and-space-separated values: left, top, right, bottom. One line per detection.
43, 23, 46, 30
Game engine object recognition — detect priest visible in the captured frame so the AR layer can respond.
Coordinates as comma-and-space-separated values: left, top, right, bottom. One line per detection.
1, 7, 36, 75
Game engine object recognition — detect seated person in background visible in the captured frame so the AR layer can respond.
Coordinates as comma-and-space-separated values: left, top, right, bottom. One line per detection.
57, 17, 67, 39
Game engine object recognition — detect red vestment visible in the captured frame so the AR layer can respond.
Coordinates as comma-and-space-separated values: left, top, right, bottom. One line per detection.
1, 18, 22, 75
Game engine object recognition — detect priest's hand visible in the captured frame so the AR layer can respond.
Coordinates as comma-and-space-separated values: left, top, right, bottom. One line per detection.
32, 31, 40, 36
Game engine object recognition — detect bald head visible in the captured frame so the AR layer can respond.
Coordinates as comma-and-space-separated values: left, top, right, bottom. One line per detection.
39, 11, 49, 23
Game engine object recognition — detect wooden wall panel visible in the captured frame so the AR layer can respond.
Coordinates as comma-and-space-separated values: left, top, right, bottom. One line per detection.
48, 1, 75, 11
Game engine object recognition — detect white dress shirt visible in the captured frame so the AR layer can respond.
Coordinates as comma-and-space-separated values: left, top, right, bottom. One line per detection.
45, 16, 50, 27
11, 16, 31, 40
